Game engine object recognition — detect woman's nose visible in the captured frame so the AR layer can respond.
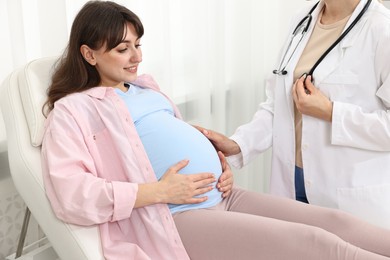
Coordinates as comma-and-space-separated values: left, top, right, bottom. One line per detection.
130, 49, 142, 63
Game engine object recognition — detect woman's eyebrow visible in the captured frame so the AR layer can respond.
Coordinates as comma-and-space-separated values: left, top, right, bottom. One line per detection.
121, 39, 138, 44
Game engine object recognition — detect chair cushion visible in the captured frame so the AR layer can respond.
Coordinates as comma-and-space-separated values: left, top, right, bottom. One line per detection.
18, 57, 57, 147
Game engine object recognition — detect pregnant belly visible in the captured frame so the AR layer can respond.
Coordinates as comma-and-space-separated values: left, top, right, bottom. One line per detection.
136, 111, 223, 213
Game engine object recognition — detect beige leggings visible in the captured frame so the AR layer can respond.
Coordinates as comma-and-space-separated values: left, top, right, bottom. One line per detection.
173, 187, 390, 260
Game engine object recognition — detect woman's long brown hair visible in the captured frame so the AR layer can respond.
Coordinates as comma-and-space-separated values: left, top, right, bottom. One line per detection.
42, 1, 143, 116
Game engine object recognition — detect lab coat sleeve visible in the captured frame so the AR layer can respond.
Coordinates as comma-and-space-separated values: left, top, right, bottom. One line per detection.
332, 22, 390, 151
227, 4, 320, 168
41, 107, 137, 226
227, 4, 315, 168
228, 75, 274, 168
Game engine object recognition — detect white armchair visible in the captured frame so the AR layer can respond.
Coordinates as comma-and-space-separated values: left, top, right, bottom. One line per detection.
0, 57, 104, 259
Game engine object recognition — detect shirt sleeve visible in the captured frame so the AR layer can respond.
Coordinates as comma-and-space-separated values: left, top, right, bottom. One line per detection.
41, 106, 137, 226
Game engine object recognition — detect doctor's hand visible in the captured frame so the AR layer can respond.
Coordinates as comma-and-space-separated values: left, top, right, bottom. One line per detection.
193, 125, 241, 156
217, 151, 234, 198
292, 75, 333, 122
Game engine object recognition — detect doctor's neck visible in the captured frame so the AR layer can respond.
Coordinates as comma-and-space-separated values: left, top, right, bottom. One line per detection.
322, 0, 360, 25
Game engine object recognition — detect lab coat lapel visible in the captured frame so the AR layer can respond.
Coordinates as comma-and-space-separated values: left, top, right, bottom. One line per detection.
312, 0, 370, 85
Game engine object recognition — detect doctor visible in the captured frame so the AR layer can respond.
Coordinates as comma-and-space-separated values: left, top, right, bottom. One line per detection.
197, 0, 390, 228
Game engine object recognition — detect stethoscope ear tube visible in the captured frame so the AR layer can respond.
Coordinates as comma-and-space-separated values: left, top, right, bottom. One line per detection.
293, 14, 311, 35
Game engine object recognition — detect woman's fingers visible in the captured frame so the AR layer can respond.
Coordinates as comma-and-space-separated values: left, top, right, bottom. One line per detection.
217, 151, 233, 197
165, 159, 189, 175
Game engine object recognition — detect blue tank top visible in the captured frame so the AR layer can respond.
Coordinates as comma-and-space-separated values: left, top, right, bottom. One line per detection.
115, 85, 222, 214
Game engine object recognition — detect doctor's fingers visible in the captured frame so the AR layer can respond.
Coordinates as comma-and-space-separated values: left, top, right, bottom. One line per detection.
304, 75, 316, 94
192, 124, 207, 134
193, 125, 222, 145
295, 76, 311, 97
200, 130, 230, 154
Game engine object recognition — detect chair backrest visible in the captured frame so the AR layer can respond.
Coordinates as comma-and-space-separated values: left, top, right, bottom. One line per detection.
0, 57, 104, 260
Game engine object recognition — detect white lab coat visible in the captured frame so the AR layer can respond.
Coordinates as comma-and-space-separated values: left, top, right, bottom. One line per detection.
229, 0, 390, 229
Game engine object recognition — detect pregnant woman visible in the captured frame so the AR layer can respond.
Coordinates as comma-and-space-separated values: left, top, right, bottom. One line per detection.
41, 1, 390, 260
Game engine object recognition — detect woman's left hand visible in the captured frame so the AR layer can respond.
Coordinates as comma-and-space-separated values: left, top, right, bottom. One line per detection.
217, 151, 234, 198
292, 74, 333, 122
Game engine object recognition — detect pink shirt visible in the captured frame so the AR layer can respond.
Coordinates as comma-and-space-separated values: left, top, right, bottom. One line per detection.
41, 75, 190, 260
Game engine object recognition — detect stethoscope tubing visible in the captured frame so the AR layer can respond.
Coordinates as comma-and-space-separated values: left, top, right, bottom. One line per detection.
273, 2, 319, 75
308, 0, 372, 76
273, 0, 372, 77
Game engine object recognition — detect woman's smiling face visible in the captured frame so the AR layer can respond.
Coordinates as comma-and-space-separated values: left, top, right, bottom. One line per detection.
86, 22, 142, 89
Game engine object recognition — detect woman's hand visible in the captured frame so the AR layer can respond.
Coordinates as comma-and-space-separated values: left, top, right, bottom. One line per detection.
193, 125, 241, 156
136, 160, 216, 208
292, 75, 333, 122
216, 151, 234, 198
157, 160, 216, 205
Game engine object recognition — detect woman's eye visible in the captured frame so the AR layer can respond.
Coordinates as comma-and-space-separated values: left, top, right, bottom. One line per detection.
118, 48, 128, 53
135, 44, 142, 49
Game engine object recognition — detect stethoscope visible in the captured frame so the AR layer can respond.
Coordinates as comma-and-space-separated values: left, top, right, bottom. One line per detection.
273, 0, 372, 77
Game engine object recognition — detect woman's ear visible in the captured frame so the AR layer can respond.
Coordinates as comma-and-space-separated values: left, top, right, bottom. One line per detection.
80, 45, 96, 66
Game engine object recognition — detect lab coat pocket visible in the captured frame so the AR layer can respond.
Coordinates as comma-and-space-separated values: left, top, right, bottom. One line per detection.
319, 73, 359, 100
337, 184, 390, 229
